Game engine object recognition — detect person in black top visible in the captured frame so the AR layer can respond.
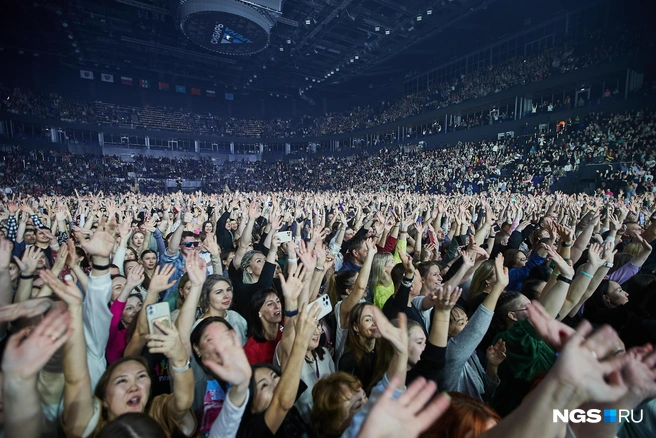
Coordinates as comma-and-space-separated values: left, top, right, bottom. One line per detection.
228, 201, 281, 319
406, 285, 461, 385
382, 255, 426, 332
338, 302, 383, 393
237, 301, 322, 438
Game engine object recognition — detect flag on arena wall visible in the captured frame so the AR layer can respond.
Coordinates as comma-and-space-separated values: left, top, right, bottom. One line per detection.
120, 76, 133, 86
206, 89, 216, 98
101, 73, 114, 83
80, 70, 94, 80
159, 82, 169, 91
224, 93, 234, 101
140, 79, 150, 88
191, 87, 201, 96
175, 85, 186, 93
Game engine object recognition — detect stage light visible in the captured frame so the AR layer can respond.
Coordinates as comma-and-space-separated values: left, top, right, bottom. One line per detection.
385, 29, 390, 35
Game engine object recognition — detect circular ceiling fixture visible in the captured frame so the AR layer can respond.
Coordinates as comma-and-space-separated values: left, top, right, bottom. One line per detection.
179, 0, 273, 55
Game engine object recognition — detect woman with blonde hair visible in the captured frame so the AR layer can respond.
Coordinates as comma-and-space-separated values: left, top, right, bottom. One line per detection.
466, 260, 496, 314
369, 252, 395, 309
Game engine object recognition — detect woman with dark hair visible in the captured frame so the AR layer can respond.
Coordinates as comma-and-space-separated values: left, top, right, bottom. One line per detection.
140, 249, 158, 290
228, 205, 281, 318
51, 267, 196, 437
96, 413, 166, 438
106, 265, 145, 364
202, 220, 214, 235
420, 392, 500, 438
237, 303, 322, 437
583, 279, 631, 331
274, 267, 336, 424
330, 238, 376, 364
244, 288, 283, 364
338, 302, 382, 393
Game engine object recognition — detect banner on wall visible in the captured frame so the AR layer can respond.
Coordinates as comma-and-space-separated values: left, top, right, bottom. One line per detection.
80, 70, 94, 80
121, 77, 133, 86
101, 73, 114, 83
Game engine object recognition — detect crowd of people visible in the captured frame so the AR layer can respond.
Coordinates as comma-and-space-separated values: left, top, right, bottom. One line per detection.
2, 108, 654, 199
1, 27, 649, 140
0, 182, 655, 438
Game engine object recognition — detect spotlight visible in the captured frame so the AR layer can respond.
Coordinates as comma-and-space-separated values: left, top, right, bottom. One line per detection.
350, 58, 354, 62
427, 9, 432, 15
417, 15, 422, 21
355, 55, 359, 59
385, 29, 390, 35
335, 67, 339, 71
279, 47, 284, 51
305, 18, 311, 25
375, 26, 380, 31
287, 39, 291, 44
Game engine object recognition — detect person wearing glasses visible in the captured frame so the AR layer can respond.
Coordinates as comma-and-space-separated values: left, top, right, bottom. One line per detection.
503, 247, 547, 292
158, 211, 200, 311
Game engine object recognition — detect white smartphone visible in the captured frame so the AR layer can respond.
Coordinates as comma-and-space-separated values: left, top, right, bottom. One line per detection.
307, 294, 332, 321
146, 303, 172, 335
277, 230, 293, 243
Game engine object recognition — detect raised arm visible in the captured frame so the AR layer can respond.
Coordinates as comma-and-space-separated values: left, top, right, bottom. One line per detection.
40, 270, 93, 438
265, 303, 321, 434
2, 307, 73, 438
339, 239, 376, 326
167, 212, 193, 256
232, 201, 259, 269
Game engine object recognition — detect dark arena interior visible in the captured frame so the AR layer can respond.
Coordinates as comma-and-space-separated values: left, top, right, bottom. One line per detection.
0, 0, 655, 437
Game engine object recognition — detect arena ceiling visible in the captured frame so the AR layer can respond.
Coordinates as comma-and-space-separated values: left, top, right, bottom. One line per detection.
1, 0, 598, 100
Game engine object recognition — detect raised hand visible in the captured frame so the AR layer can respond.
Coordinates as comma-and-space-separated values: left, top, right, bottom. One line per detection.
486, 339, 507, 366
147, 264, 177, 293
551, 320, 628, 404
40, 269, 83, 309
184, 252, 207, 287
203, 233, 221, 257
73, 216, 117, 258
294, 299, 323, 346
620, 345, 656, 404
493, 253, 509, 289
126, 263, 145, 288
0, 236, 12, 270
430, 285, 462, 312
2, 308, 73, 381
145, 321, 187, 365
14, 245, 41, 275
527, 301, 575, 350
0, 298, 56, 323
372, 306, 408, 355
296, 241, 317, 273
202, 329, 252, 387
52, 243, 69, 273
356, 375, 451, 438
279, 264, 306, 304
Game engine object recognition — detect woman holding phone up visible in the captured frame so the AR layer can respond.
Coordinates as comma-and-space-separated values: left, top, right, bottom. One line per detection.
42, 265, 196, 437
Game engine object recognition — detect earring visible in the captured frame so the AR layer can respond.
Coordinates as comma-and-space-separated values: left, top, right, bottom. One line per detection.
258, 312, 262, 318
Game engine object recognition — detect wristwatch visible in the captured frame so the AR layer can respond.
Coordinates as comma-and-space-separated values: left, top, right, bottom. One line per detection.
603, 262, 614, 269
171, 357, 191, 373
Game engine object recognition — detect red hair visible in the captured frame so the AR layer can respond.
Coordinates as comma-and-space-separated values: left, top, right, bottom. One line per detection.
419, 392, 500, 438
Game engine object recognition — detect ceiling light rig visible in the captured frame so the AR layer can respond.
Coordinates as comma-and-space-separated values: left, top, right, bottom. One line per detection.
417, 15, 422, 21
427, 9, 433, 15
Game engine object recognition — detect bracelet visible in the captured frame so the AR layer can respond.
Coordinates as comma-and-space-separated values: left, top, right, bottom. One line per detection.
561, 242, 572, 247
19, 273, 34, 279
557, 275, 572, 284
285, 309, 299, 317
401, 276, 414, 287
315, 266, 325, 272
603, 262, 614, 269
92, 263, 110, 271
581, 270, 594, 279
170, 357, 191, 373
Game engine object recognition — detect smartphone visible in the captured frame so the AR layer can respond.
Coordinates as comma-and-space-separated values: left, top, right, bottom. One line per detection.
277, 230, 293, 243
308, 294, 333, 321
639, 213, 645, 226
146, 303, 172, 335
417, 216, 423, 224
339, 203, 344, 211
